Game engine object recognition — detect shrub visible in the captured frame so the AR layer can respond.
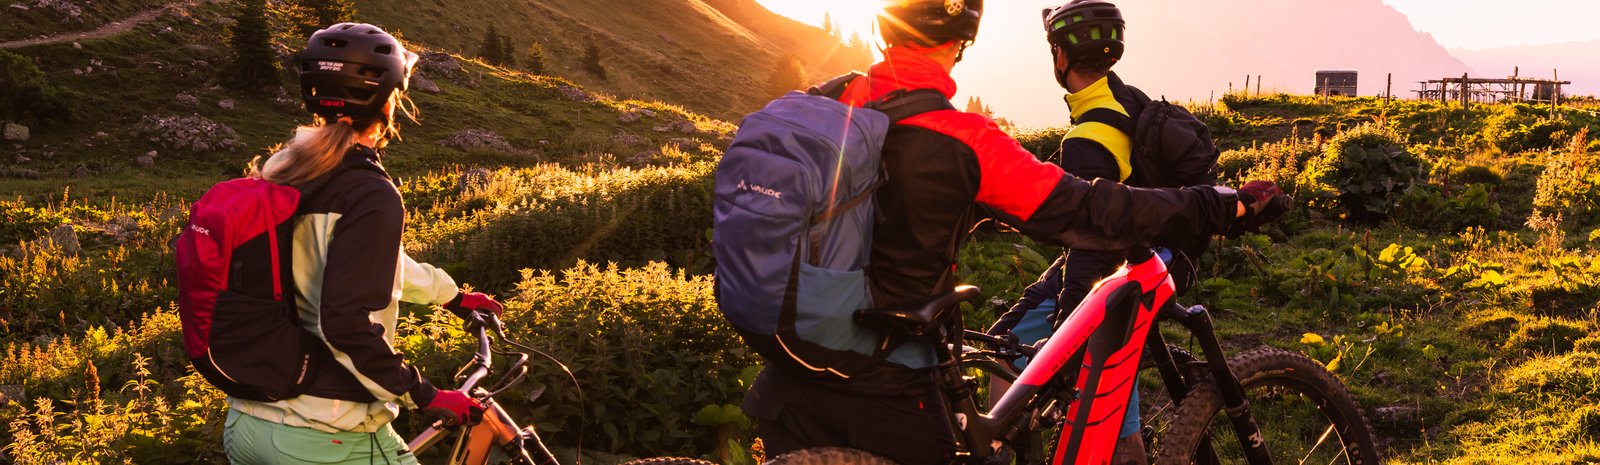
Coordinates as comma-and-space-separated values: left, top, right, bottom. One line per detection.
406, 162, 715, 289
0, 199, 182, 339
1214, 140, 1318, 192
1398, 183, 1502, 232
1481, 104, 1575, 153
1012, 126, 1071, 161
1297, 124, 1424, 223
1533, 129, 1600, 228
399, 262, 755, 457
0, 49, 74, 124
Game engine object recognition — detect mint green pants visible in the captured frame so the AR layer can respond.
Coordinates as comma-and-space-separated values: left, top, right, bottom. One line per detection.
223, 409, 419, 465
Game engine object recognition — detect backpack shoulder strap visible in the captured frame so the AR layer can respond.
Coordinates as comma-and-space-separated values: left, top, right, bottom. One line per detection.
808, 72, 866, 100
869, 89, 956, 124
1077, 108, 1135, 136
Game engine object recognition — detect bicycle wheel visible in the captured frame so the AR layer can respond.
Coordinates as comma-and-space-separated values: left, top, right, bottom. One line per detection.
616, 458, 718, 465
1153, 347, 1382, 465
765, 447, 897, 465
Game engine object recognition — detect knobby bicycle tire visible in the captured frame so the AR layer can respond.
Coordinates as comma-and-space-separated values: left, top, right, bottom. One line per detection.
765, 447, 898, 465
616, 457, 718, 465
1153, 347, 1382, 465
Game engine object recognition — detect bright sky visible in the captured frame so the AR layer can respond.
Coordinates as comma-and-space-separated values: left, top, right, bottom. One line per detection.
1381, 0, 1600, 50
753, 0, 1600, 126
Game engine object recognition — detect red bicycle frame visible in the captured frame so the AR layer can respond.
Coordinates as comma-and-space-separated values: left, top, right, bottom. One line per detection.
946, 250, 1173, 464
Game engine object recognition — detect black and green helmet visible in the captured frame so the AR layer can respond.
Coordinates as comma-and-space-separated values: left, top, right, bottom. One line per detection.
1042, 0, 1124, 67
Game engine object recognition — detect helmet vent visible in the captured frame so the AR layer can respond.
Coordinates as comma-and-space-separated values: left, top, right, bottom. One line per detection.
357, 66, 386, 79
322, 39, 348, 48
374, 45, 393, 55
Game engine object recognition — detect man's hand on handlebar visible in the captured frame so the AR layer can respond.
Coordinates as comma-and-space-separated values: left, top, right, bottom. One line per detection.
1227, 180, 1292, 236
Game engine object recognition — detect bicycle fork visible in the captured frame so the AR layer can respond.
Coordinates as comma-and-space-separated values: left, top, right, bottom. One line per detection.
1167, 304, 1275, 465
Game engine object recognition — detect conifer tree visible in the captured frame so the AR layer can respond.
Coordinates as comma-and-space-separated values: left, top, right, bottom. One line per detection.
311, 0, 356, 28
227, 0, 281, 90
477, 24, 505, 65
821, 11, 836, 39
527, 41, 547, 75
765, 52, 805, 98
583, 42, 607, 80
500, 35, 517, 67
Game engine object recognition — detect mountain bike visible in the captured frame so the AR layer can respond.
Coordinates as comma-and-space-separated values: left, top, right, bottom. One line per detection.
404, 313, 568, 464
769, 248, 1382, 465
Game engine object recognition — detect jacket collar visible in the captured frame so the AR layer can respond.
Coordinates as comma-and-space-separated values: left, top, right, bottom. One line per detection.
1064, 71, 1129, 122
845, 46, 960, 104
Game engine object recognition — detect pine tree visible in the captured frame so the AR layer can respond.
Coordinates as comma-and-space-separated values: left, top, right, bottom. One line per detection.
477, 24, 505, 65
965, 96, 988, 115
527, 41, 547, 75
227, 0, 281, 90
821, 11, 836, 39
311, 0, 355, 28
846, 32, 871, 68
499, 35, 517, 67
583, 42, 607, 80
765, 52, 805, 98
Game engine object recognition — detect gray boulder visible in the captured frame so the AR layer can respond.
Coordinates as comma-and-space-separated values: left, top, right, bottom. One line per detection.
439, 128, 517, 155
2, 123, 28, 142
411, 73, 441, 94
45, 224, 80, 257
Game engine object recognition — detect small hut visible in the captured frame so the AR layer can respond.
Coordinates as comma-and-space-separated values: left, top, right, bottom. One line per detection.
1315, 69, 1359, 97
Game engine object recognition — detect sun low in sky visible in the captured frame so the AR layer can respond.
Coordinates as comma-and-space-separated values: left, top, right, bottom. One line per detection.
755, 0, 883, 44
755, 0, 1600, 127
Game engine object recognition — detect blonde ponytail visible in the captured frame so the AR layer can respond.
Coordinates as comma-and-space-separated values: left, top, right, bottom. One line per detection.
255, 91, 416, 186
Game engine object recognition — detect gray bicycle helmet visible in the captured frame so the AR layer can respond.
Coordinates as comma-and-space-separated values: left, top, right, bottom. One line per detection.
296, 22, 418, 122
880, 0, 984, 47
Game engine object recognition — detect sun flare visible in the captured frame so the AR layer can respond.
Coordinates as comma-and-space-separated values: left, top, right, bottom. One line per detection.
755, 0, 884, 43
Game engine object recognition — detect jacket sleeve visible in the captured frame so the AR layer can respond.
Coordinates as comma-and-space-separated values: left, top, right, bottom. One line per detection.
400, 252, 459, 306
1058, 138, 1123, 183
314, 178, 438, 408
961, 117, 1234, 251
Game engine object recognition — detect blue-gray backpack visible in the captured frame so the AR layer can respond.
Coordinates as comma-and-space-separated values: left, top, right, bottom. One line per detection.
714, 73, 954, 381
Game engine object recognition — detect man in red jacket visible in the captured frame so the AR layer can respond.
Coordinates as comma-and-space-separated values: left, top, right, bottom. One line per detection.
740, 1, 1287, 463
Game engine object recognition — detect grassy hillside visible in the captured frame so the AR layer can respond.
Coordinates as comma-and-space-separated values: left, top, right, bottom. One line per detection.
356, 0, 869, 120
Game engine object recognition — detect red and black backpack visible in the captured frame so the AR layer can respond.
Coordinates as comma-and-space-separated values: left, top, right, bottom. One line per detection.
175, 177, 328, 401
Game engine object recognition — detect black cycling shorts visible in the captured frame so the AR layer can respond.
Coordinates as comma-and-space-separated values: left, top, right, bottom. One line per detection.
744, 367, 956, 465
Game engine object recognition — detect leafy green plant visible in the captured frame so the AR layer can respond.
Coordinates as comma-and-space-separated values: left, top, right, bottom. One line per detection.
1297, 124, 1424, 223
0, 48, 75, 124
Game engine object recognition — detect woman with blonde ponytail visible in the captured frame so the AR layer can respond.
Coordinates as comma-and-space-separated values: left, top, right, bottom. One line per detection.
222, 23, 505, 464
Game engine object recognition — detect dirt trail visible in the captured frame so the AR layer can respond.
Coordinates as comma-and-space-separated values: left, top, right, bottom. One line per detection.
0, 0, 201, 49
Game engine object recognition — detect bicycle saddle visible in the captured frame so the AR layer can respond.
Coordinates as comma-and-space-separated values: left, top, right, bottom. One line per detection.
854, 285, 982, 337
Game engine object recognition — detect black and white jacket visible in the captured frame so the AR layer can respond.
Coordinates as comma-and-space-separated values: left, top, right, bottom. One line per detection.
232, 145, 459, 433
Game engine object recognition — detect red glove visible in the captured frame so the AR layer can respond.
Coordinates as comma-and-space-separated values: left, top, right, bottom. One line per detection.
1229, 181, 1291, 235
422, 389, 484, 427
444, 291, 503, 320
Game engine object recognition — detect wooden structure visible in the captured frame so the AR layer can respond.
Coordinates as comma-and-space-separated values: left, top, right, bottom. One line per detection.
1314, 70, 1359, 96
1413, 69, 1571, 105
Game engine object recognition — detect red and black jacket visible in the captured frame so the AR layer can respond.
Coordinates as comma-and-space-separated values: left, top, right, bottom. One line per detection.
837, 48, 1234, 314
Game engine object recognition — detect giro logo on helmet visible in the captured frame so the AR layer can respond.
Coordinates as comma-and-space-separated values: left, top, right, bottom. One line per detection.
945, 0, 965, 16
320, 100, 345, 107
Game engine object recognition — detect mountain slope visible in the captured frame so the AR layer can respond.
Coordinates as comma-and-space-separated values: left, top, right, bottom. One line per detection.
1452, 40, 1600, 98
356, 0, 868, 120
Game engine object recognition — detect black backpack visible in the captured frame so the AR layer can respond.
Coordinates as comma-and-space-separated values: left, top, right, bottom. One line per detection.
1077, 94, 1220, 189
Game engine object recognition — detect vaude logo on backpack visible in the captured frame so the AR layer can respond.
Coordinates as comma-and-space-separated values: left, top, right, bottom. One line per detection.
714, 73, 953, 380
176, 178, 327, 401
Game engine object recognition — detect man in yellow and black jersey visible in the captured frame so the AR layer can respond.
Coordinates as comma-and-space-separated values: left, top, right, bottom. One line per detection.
988, 2, 1196, 464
